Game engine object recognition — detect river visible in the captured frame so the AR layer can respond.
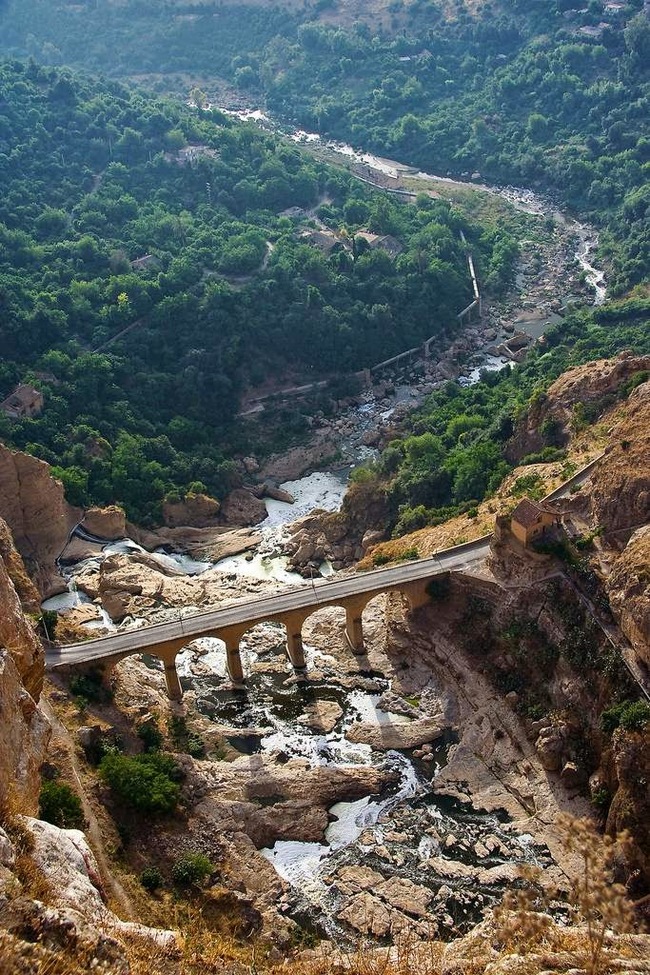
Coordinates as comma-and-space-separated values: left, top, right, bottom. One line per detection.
44, 112, 608, 939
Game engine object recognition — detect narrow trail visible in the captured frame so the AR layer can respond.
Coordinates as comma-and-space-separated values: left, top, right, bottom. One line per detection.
39, 695, 136, 921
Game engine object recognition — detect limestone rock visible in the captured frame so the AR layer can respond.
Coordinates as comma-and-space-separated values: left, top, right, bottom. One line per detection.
219, 488, 267, 526
590, 380, 650, 536
374, 876, 432, 917
0, 534, 49, 814
346, 717, 446, 751
606, 525, 650, 668
0, 443, 79, 596
81, 506, 126, 540
338, 891, 392, 937
162, 492, 221, 529
0, 523, 44, 699
22, 818, 179, 951
506, 352, 650, 463
535, 724, 566, 772
333, 865, 385, 893
297, 700, 343, 734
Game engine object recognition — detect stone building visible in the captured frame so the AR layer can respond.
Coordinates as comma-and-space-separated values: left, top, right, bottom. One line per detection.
0, 385, 44, 419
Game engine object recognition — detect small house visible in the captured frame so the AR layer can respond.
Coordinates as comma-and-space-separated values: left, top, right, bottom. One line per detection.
355, 231, 404, 259
1, 384, 44, 419
298, 229, 350, 256
510, 498, 559, 547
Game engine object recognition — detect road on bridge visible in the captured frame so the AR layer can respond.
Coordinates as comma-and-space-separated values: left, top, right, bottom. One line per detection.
46, 536, 491, 668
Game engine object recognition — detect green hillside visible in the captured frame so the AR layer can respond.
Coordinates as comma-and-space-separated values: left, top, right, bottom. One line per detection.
0, 61, 510, 520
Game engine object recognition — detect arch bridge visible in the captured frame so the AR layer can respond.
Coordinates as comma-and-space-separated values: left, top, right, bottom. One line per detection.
46, 537, 491, 700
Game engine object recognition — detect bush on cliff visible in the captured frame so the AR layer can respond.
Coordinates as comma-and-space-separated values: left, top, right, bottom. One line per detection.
38, 781, 85, 830
98, 752, 182, 814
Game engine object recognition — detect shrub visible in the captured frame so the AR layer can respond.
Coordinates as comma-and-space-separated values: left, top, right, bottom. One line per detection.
137, 720, 163, 752
372, 551, 391, 565
39, 781, 85, 830
69, 668, 111, 704
140, 866, 164, 892
99, 752, 182, 814
397, 546, 419, 561
601, 699, 650, 734
171, 852, 214, 888
168, 715, 206, 759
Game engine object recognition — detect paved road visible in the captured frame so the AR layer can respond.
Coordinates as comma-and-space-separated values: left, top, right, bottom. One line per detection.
46, 537, 491, 668
46, 454, 604, 671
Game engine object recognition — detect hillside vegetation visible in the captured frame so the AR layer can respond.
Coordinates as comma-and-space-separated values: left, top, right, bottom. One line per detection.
1, 1, 648, 293
0, 61, 516, 521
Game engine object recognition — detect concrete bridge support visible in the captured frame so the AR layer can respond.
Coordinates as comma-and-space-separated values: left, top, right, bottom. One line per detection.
223, 635, 245, 689
163, 661, 183, 701
286, 629, 307, 671
344, 596, 370, 654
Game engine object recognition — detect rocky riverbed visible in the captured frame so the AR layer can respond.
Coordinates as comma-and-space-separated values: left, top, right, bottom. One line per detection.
46, 535, 595, 946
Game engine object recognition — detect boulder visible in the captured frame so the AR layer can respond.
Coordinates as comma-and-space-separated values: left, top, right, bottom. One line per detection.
535, 725, 565, 772
81, 506, 126, 540
162, 492, 221, 529
219, 489, 267, 527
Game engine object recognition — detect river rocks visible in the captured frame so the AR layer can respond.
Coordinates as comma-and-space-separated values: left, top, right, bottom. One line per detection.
374, 876, 432, 917
219, 488, 267, 526
188, 753, 396, 813
346, 717, 447, 751
162, 491, 221, 528
297, 700, 343, 733
81, 506, 126, 540
334, 872, 435, 938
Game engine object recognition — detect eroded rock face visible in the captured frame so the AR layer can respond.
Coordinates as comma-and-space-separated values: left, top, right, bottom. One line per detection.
0, 444, 79, 597
590, 381, 650, 537
219, 488, 267, 526
0, 653, 49, 815
162, 492, 221, 528
0, 522, 49, 814
0, 521, 43, 700
81, 506, 127, 540
606, 526, 650, 667
0, 819, 179, 967
605, 726, 650, 892
506, 352, 650, 463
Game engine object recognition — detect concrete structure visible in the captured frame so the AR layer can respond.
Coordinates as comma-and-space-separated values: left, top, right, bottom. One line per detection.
47, 538, 492, 701
1, 385, 44, 419
298, 229, 350, 256
510, 498, 559, 547
46, 459, 604, 702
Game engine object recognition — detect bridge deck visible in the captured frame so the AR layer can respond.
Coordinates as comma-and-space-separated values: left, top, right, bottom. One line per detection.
46, 537, 491, 668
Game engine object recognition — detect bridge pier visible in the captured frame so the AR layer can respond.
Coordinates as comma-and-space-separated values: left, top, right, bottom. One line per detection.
163, 660, 183, 701
345, 607, 365, 654
286, 629, 307, 672
222, 634, 246, 689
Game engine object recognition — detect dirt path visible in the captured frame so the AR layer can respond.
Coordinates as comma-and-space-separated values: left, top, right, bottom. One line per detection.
40, 694, 136, 921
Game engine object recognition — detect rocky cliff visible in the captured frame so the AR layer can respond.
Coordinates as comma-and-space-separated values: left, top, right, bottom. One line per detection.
0, 518, 49, 814
589, 380, 650, 538
505, 351, 650, 462
607, 526, 650, 668
0, 443, 79, 597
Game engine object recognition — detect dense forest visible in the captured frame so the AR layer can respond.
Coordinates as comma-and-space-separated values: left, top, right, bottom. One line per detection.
0, 1, 647, 293
0, 61, 514, 520
0, 1, 647, 527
